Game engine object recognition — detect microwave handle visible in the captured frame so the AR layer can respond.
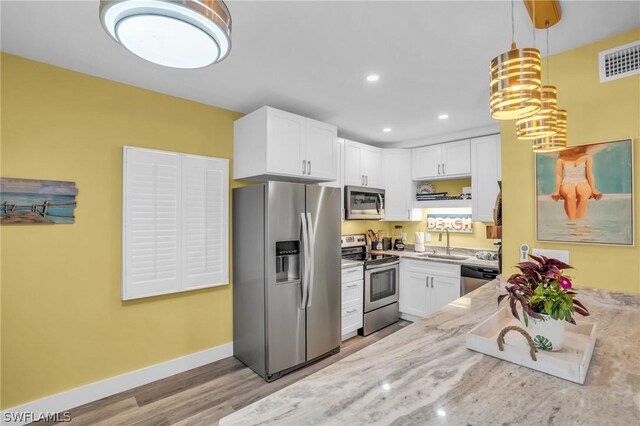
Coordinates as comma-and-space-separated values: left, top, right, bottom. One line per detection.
376, 193, 383, 213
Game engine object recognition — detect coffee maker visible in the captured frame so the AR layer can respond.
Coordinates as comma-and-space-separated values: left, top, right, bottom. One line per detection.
393, 225, 405, 251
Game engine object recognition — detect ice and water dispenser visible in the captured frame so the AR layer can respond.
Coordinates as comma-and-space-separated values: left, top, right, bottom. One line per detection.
275, 241, 300, 283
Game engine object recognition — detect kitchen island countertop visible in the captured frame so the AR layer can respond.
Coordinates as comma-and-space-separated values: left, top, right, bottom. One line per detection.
220, 280, 640, 425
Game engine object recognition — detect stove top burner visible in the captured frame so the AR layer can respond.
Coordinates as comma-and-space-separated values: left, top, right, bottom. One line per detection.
342, 252, 397, 263
341, 233, 399, 267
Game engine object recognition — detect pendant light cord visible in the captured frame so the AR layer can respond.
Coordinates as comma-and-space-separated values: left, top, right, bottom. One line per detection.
546, 23, 550, 83
532, 0, 536, 47
511, 0, 515, 45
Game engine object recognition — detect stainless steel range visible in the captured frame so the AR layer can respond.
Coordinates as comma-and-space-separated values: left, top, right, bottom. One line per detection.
341, 234, 399, 335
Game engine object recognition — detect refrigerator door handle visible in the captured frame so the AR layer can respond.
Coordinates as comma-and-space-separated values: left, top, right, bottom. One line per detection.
305, 212, 315, 308
300, 212, 310, 308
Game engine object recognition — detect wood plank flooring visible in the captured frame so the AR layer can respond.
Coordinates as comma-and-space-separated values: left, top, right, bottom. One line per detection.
36, 320, 410, 426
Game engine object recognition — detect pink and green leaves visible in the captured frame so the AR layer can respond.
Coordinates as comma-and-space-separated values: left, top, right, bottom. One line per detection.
498, 255, 589, 325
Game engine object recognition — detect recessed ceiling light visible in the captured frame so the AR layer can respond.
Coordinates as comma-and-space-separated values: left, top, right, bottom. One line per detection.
100, 0, 232, 69
366, 74, 380, 82
438, 114, 449, 120
383, 127, 392, 132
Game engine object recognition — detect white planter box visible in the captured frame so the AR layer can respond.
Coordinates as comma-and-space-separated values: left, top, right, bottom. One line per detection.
465, 306, 597, 384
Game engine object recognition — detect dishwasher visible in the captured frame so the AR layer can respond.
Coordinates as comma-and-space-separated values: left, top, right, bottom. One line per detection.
461, 265, 499, 295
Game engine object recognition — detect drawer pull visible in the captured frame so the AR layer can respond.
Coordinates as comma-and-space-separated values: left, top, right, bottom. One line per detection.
346, 308, 358, 314
346, 283, 359, 288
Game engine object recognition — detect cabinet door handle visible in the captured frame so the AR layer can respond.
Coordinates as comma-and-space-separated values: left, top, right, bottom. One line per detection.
426, 276, 429, 287
365, 175, 368, 186
346, 283, 359, 288
442, 163, 446, 175
361, 175, 364, 186
431, 276, 434, 288
407, 209, 410, 219
437, 164, 441, 175
302, 160, 307, 175
346, 308, 357, 314
308, 161, 311, 175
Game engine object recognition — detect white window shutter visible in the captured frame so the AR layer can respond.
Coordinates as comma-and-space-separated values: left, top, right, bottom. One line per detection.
123, 147, 181, 300
180, 156, 229, 289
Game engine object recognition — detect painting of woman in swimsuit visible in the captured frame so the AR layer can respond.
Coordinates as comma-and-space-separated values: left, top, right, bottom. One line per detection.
550, 145, 603, 221
536, 139, 633, 245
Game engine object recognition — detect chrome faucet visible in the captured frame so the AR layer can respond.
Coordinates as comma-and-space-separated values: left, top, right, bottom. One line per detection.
438, 227, 451, 255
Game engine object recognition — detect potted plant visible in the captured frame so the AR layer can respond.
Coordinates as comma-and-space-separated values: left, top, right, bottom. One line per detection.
498, 255, 589, 351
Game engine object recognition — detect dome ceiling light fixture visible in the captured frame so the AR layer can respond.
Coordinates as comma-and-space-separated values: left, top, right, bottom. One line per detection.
99, 0, 232, 69
489, 0, 542, 120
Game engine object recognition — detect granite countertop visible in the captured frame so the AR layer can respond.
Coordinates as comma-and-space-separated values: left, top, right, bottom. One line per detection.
385, 247, 499, 269
220, 281, 640, 425
341, 259, 364, 269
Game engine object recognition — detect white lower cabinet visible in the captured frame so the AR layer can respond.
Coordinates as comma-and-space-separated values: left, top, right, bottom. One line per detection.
399, 259, 461, 320
341, 266, 364, 340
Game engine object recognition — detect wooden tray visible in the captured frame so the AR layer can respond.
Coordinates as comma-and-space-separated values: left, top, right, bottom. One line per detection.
465, 306, 597, 384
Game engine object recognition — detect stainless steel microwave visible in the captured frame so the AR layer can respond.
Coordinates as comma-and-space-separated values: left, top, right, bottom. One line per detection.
345, 186, 385, 220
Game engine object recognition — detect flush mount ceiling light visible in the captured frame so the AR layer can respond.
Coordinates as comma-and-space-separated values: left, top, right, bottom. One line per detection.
100, 0, 232, 69
532, 109, 567, 152
383, 127, 392, 132
366, 74, 380, 82
438, 114, 449, 120
489, 0, 542, 120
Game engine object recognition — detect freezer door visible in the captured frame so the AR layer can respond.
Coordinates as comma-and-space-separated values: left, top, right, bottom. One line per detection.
265, 182, 307, 376
305, 185, 341, 361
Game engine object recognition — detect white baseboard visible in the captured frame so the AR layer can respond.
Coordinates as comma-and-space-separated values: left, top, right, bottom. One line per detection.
1, 342, 233, 425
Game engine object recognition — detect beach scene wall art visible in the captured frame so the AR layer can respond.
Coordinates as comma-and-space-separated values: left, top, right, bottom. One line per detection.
1, 178, 78, 224
535, 139, 634, 246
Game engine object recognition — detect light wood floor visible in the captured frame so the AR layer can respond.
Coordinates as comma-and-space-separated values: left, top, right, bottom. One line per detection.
36, 320, 411, 426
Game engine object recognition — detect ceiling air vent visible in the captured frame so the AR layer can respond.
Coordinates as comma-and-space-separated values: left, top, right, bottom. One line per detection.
599, 40, 640, 83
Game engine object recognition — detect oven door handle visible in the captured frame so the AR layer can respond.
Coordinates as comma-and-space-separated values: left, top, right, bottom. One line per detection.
366, 260, 400, 270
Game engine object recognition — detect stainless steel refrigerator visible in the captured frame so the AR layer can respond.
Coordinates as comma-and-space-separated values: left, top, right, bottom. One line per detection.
233, 182, 341, 381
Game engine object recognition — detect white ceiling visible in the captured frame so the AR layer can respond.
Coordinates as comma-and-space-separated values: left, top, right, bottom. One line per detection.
2, 1, 639, 146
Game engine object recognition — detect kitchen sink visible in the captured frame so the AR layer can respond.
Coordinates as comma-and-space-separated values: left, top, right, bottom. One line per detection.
421, 253, 469, 261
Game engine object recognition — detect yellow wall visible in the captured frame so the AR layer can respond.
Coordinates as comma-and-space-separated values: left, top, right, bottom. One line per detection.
0, 54, 243, 408
501, 29, 640, 294
342, 178, 496, 250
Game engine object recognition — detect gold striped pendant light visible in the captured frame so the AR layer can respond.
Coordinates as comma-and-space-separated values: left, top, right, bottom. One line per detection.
490, 43, 542, 120
532, 109, 567, 152
515, 85, 558, 139
489, 0, 542, 120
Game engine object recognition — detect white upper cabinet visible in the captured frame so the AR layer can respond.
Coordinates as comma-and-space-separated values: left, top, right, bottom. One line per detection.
441, 140, 471, 176
411, 145, 440, 180
471, 134, 501, 222
265, 108, 305, 176
361, 144, 384, 188
320, 139, 345, 220
344, 140, 383, 188
344, 140, 363, 186
383, 149, 422, 221
411, 140, 471, 180
305, 118, 337, 180
234, 106, 337, 182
